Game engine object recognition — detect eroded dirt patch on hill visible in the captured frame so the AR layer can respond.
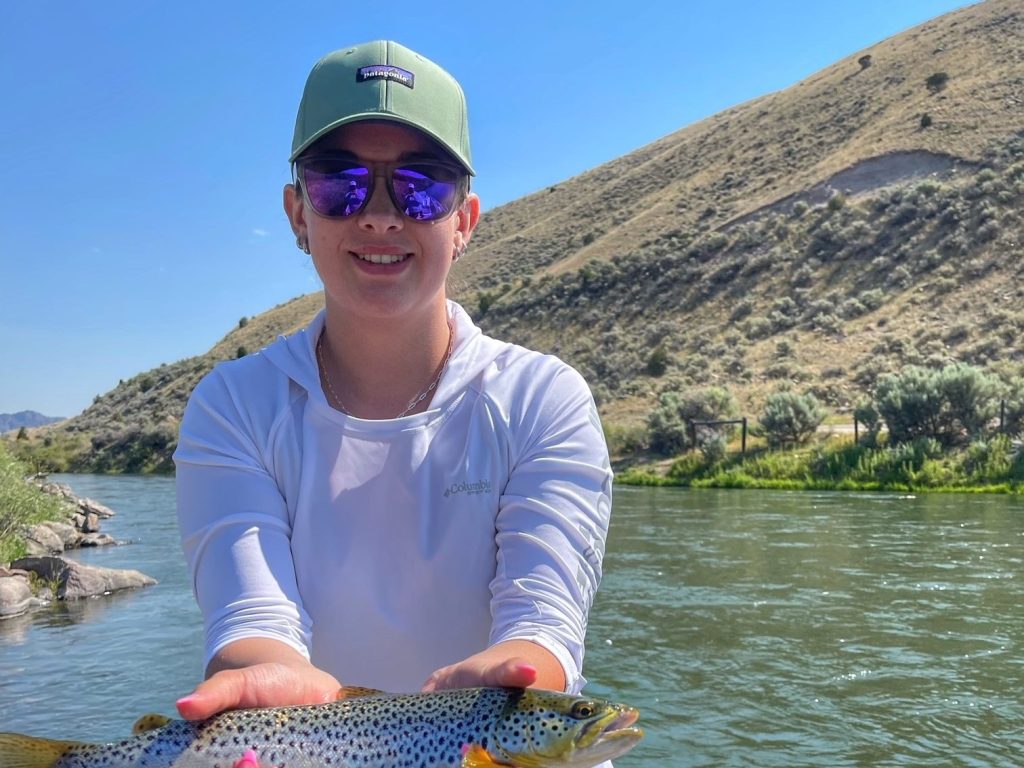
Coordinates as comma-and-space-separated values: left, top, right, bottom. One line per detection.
724, 150, 977, 230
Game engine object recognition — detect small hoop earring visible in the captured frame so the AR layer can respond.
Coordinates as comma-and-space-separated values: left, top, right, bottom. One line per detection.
453, 243, 467, 263
296, 236, 310, 255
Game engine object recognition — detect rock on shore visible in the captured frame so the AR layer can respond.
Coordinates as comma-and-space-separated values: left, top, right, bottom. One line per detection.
7, 556, 156, 600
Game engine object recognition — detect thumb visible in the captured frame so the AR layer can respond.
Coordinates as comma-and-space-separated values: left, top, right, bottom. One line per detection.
176, 669, 247, 720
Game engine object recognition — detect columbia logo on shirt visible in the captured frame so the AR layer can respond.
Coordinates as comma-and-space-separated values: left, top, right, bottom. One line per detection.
443, 479, 493, 498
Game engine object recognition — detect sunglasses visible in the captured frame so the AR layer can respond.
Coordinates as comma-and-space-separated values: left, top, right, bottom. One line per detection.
295, 155, 465, 222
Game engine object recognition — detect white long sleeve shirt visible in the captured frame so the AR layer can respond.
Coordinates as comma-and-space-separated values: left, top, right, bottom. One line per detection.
174, 301, 612, 695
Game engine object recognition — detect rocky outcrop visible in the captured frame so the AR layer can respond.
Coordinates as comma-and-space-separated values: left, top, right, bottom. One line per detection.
8, 556, 156, 600
22, 481, 119, 556
24, 520, 118, 555
1, 481, 156, 619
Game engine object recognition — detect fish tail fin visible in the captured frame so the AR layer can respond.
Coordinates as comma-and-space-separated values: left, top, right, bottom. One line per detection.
0, 733, 83, 768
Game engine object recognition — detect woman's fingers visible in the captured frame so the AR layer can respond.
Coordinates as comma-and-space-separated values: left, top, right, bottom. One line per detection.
176, 668, 249, 720
487, 659, 538, 688
421, 656, 537, 692
177, 663, 342, 720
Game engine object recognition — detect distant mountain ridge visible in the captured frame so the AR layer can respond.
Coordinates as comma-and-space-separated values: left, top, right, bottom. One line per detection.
0, 411, 63, 434
8, 0, 1024, 473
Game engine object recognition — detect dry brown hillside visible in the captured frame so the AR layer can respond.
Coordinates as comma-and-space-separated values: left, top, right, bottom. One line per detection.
14, 0, 1024, 473
457, 0, 1021, 289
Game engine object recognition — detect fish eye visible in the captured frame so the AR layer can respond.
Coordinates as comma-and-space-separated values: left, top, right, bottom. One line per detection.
570, 701, 597, 719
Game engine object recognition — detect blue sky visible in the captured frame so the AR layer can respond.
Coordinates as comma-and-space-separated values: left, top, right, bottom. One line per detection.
0, 0, 974, 418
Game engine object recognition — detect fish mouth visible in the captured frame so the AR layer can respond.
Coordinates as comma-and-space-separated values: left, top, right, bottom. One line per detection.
577, 706, 644, 753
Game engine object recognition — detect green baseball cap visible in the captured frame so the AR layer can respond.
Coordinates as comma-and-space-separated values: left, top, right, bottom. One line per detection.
290, 40, 474, 175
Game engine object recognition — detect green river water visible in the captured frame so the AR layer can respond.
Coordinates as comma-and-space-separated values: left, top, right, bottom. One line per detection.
1, 477, 1021, 766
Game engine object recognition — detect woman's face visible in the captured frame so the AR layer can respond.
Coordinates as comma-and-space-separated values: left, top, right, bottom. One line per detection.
284, 121, 479, 324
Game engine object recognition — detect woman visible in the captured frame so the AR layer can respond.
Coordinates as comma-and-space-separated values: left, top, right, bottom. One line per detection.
174, 40, 612, 722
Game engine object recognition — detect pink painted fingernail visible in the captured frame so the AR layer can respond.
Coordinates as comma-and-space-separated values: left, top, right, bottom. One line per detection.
237, 748, 260, 768
516, 663, 537, 674
175, 695, 198, 708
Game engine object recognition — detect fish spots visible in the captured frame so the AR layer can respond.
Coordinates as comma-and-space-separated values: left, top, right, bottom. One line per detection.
24, 687, 640, 768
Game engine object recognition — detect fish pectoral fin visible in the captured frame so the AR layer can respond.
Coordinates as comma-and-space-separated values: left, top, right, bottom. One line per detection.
132, 713, 174, 734
460, 744, 504, 767
338, 685, 387, 699
0, 733, 84, 768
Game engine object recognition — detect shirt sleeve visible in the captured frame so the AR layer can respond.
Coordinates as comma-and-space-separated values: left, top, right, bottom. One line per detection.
489, 360, 613, 693
174, 368, 312, 669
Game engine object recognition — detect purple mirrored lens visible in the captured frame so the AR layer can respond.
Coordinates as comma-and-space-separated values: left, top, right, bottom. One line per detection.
300, 160, 460, 221
392, 166, 459, 221
303, 166, 370, 217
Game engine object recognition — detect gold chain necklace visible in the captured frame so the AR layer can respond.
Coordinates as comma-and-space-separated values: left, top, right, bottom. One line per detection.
316, 323, 454, 418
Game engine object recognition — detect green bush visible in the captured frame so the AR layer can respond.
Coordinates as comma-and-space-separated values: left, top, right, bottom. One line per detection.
926, 72, 949, 93
700, 433, 729, 463
645, 346, 670, 377
647, 399, 688, 456
874, 363, 1001, 446
0, 443, 71, 563
730, 298, 754, 322
477, 291, 497, 318
647, 386, 738, 457
875, 367, 941, 444
759, 390, 825, 447
962, 435, 1014, 483
806, 437, 947, 487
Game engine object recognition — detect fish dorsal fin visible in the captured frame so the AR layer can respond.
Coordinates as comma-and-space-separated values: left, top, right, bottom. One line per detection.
339, 686, 386, 699
460, 744, 502, 767
0, 733, 84, 768
132, 714, 173, 734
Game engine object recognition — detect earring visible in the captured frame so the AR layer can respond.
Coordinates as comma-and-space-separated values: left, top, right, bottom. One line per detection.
453, 243, 467, 263
296, 236, 310, 254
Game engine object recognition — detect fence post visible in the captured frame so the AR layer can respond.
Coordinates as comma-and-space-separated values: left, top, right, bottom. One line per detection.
1001, 399, 1006, 434
741, 417, 747, 455
854, 418, 859, 445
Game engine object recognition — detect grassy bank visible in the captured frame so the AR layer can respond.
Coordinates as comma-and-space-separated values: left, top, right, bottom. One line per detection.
617, 435, 1024, 493
0, 442, 72, 563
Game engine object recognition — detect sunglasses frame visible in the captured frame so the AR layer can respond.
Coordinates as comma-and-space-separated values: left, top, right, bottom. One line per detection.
293, 154, 468, 223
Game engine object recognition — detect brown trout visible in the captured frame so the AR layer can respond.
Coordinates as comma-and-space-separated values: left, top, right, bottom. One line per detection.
0, 686, 642, 768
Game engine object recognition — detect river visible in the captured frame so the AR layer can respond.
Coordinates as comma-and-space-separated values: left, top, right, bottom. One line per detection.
1, 477, 1021, 766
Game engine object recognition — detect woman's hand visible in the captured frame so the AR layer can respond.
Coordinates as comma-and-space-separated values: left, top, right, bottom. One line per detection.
176, 638, 341, 721
176, 661, 342, 720
420, 639, 564, 692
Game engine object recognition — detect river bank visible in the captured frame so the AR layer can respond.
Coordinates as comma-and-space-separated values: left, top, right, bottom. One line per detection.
616, 434, 1024, 493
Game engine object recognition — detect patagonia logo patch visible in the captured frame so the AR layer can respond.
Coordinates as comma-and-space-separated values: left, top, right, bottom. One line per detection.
357, 65, 415, 89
